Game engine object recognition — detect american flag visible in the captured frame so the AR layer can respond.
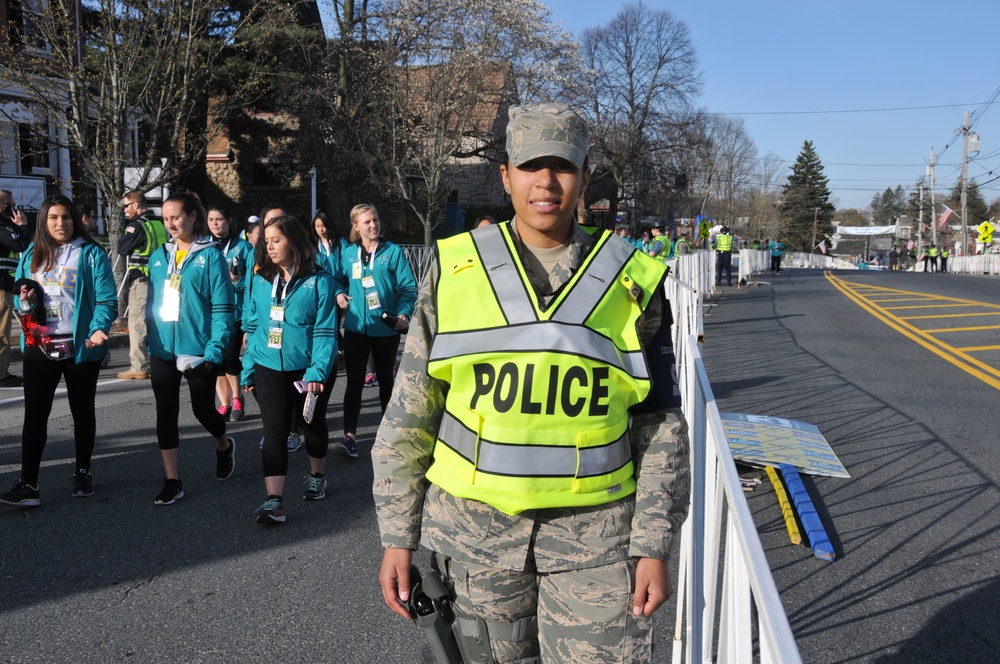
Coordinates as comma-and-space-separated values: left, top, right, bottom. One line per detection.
939, 205, 953, 230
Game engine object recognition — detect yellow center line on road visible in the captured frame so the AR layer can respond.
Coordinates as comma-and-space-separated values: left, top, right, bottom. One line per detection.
957, 345, 1000, 352
923, 325, 1000, 333
825, 272, 1000, 389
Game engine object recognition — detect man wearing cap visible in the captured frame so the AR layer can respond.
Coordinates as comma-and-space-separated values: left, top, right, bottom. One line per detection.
116, 191, 167, 379
374, 103, 690, 663
647, 223, 672, 262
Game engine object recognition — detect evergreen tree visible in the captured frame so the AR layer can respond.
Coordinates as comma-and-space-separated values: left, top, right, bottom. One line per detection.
777, 141, 835, 252
949, 178, 989, 226
870, 186, 906, 226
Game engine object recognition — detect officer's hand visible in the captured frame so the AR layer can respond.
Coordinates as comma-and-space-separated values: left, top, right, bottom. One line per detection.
393, 314, 409, 331
336, 293, 351, 310
633, 557, 671, 617
379, 547, 413, 619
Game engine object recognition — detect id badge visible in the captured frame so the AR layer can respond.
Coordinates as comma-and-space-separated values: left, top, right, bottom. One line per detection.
365, 291, 381, 310
44, 281, 61, 296
161, 276, 181, 322
361, 276, 375, 289
270, 305, 284, 322
352, 262, 363, 279
267, 326, 283, 349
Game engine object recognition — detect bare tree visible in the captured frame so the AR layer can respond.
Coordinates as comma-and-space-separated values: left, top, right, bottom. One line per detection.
709, 116, 757, 229
355, 0, 580, 246
582, 1, 700, 228
0, 0, 292, 275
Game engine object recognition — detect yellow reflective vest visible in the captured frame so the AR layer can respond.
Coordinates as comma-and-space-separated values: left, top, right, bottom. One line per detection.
425, 223, 668, 515
126, 216, 168, 276
714, 233, 733, 252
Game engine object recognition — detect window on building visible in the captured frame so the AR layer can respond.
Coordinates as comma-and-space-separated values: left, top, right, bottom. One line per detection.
6, 0, 50, 54
18, 122, 52, 174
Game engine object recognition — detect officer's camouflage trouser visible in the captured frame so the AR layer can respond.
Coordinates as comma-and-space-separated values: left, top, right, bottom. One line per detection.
434, 553, 654, 663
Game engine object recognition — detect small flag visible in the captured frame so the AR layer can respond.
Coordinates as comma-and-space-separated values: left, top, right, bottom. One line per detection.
818, 240, 827, 254
938, 205, 953, 230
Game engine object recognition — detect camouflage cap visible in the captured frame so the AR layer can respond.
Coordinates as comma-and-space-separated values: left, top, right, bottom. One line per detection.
506, 103, 589, 169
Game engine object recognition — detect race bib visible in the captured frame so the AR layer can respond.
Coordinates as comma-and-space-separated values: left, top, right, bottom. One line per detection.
267, 326, 283, 349
160, 275, 182, 322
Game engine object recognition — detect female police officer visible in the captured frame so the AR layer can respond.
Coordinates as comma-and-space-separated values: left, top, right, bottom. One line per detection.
373, 104, 690, 663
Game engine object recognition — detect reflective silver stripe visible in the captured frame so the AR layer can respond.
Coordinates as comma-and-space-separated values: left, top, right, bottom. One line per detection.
429, 321, 649, 380
438, 411, 631, 478
471, 225, 536, 325
551, 235, 634, 325
0, 257, 17, 269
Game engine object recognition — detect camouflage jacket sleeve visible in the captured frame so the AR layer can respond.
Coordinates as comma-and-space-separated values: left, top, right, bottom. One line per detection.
372, 261, 446, 550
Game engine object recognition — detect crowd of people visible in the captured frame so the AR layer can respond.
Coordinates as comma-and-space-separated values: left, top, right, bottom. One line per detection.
0, 192, 417, 523
0, 103, 691, 662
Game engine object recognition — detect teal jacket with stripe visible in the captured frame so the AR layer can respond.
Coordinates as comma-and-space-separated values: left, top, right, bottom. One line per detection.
146, 237, 234, 365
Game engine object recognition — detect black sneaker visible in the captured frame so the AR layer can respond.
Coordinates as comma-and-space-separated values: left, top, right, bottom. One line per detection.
255, 497, 285, 525
72, 469, 94, 497
0, 374, 23, 388
216, 437, 236, 480
332, 435, 358, 459
154, 478, 184, 505
1, 479, 40, 506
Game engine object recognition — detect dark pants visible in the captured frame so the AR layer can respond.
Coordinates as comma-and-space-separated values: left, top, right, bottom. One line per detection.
715, 251, 732, 285
770, 255, 782, 273
343, 330, 399, 434
255, 364, 334, 476
150, 355, 226, 450
20, 347, 101, 484
940, 258, 948, 273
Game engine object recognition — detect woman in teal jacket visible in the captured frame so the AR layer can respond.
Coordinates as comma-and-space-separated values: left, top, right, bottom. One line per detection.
0, 195, 117, 507
207, 202, 254, 422
241, 214, 339, 524
146, 193, 235, 506
331, 204, 416, 459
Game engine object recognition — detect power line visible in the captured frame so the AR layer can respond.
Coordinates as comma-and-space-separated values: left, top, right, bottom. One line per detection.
704, 102, 987, 117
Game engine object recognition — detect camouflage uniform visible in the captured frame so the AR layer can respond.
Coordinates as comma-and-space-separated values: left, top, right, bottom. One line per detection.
374, 207, 690, 661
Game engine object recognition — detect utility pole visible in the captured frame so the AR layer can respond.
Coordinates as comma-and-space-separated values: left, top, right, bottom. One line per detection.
811, 206, 819, 253
929, 148, 937, 247
961, 111, 970, 255
917, 181, 924, 265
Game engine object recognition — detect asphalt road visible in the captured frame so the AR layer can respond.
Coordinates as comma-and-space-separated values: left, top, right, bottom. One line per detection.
701, 269, 1000, 663
5, 266, 999, 663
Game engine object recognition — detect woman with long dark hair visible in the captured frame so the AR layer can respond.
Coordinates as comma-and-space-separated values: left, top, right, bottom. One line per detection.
311, 211, 347, 274
0, 195, 117, 506
146, 192, 236, 506
241, 215, 338, 524
207, 202, 254, 422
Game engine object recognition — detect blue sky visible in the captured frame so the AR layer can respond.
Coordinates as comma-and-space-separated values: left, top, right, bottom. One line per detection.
541, 0, 1000, 212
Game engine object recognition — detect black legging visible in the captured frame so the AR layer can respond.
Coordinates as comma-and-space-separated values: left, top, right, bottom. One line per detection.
150, 355, 226, 450
343, 330, 399, 434
255, 365, 335, 476
20, 347, 101, 484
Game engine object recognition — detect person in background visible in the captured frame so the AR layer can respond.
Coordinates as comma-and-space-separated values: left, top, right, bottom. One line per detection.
0, 196, 117, 506
331, 204, 416, 459
0, 189, 30, 388
648, 223, 672, 262
640, 229, 651, 253
242, 214, 338, 524
207, 202, 254, 422
474, 215, 496, 229
940, 246, 949, 273
373, 103, 690, 663
145, 193, 235, 506
243, 216, 261, 247
769, 237, 785, 274
312, 211, 347, 274
116, 191, 167, 380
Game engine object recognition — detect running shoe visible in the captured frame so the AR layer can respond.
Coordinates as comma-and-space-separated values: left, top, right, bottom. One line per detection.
154, 478, 184, 505
216, 437, 236, 480
230, 397, 245, 422
1, 479, 40, 506
332, 435, 359, 459
255, 497, 285, 524
303, 474, 327, 501
217, 404, 231, 419
287, 432, 302, 453
364, 372, 377, 387
72, 469, 94, 497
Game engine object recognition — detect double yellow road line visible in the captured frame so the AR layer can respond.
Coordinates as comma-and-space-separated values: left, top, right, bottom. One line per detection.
825, 272, 1000, 389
